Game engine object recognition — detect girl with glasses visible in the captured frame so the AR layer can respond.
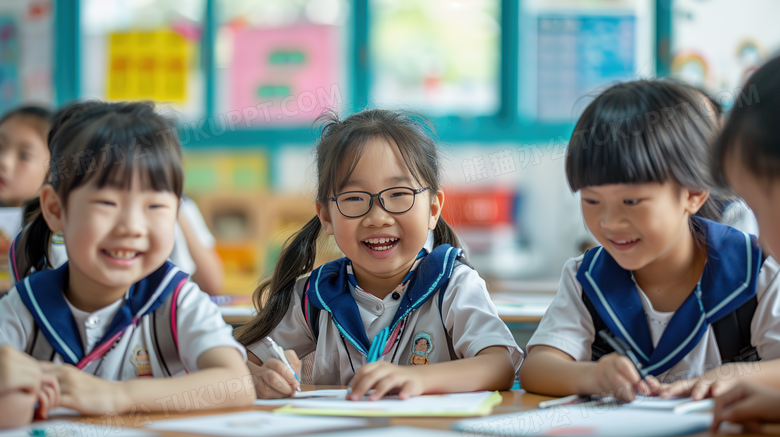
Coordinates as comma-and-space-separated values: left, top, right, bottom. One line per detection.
236, 109, 522, 400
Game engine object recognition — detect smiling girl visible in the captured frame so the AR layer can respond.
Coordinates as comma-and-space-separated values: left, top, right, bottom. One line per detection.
235, 109, 522, 400
0, 101, 254, 416
519, 80, 780, 401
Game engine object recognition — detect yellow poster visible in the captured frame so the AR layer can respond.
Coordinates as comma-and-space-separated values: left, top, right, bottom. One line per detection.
107, 30, 188, 102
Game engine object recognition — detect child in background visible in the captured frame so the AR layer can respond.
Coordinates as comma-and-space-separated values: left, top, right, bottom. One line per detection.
0, 107, 51, 292
519, 80, 780, 402
0, 101, 254, 416
0, 345, 58, 429
0, 106, 51, 207
708, 57, 780, 430
235, 109, 522, 400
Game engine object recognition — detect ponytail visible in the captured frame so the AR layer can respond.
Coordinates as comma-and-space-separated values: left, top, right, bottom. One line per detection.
433, 217, 461, 252
234, 215, 323, 346
14, 197, 53, 279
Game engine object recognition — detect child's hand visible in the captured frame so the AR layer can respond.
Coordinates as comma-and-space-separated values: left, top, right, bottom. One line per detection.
580, 353, 650, 402
0, 345, 44, 394
39, 362, 123, 415
34, 373, 60, 420
348, 362, 425, 401
660, 366, 737, 400
712, 382, 780, 433
248, 350, 301, 399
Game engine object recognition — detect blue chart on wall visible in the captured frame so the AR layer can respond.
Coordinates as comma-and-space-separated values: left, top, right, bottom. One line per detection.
537, 15, 636, 121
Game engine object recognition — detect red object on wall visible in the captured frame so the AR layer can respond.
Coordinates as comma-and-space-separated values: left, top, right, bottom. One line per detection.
442, 188, 515, 228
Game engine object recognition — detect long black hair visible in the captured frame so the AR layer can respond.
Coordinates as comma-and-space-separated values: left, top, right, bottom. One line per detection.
714, 56, 780, 186
566, 80, 725, 248
235, 109, 461, 346
15, 101, 183, 278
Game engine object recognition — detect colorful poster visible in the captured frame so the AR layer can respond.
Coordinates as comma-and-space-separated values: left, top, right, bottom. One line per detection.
0, 17, 20, 114
106, 30, 188, 102
229, 24, 339, 125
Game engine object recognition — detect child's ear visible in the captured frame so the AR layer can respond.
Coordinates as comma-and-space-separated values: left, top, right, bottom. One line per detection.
315, 201, 334, 236
428, 189, 445, 231
39, 186, 64, 232
685, 189, 710, 215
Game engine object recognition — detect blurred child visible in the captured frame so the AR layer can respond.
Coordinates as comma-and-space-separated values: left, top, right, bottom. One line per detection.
0, 106, 50, 207
709, 56, 780, 430
235, 109, 522, 399
0, 101, 254, 416
519, 80, 780, 402
0, 345, 58, 429
0, 107, 50, 292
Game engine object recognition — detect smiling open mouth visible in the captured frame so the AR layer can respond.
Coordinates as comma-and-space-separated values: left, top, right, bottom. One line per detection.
362, 237, 399, 251
103, 249, 140, 260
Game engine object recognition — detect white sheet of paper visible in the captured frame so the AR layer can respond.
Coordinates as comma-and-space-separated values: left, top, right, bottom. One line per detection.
146, 411, 366, 436
454, 407, 712, 437
313, 425, 463, 437
625, 396, 715, 413
269, 391, 494, 413
0, 421, 154, 437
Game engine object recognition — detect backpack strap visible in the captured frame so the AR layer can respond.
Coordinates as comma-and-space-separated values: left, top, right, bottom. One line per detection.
437, 258, 469, 361
301, 277, 321, 342
151, 279, 187, 376
583, 253, 767, 363
26, 323, 55, 361
709, 251, 767, 364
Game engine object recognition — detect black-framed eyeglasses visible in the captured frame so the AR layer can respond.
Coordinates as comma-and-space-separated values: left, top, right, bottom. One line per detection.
329, 186, 431, 218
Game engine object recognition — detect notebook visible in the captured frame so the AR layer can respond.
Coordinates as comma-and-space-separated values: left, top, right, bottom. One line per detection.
256, 390, 502, 417
453, 406, 712, 436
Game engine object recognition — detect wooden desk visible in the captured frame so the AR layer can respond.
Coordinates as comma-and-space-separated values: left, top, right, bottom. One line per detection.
44, 386, 764, 436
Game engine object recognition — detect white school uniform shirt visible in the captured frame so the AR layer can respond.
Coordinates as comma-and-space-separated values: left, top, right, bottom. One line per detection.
527, 254, 780, 383
0, 279, 245, 381
248, 245, 524, 385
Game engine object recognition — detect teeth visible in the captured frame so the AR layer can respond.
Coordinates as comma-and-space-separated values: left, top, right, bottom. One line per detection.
363, 237, 398, 245
615, 239, 635, 244
107, 249, 138, 260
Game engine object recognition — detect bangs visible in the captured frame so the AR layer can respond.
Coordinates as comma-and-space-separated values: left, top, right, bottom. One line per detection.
566, 80, 719, 192
50, 107, 182, 198
316, 110, 433, 200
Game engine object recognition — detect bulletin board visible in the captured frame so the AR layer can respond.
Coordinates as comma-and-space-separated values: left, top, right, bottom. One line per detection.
671, 0, 780, 105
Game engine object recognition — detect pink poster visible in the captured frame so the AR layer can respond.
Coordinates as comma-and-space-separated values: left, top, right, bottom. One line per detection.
230, 25, 340, 125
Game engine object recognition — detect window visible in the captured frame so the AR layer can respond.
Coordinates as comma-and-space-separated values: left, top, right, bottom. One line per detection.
369, 0, 501, 117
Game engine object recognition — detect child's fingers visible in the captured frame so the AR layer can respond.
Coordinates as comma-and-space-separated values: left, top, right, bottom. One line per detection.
661, 378, 692, 398
398, 380, 423, 400
369, 375, 402, 401
690, 380, 712, 401
40, 373, 61, 409
262, 359, 297, 397
349, 365, 392, 401
283, 350, 302, 388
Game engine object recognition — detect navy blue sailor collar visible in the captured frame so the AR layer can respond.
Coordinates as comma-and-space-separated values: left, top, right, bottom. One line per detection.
306, 244, 462, 357
17, 260, 189, 366
576, 217, 761, 376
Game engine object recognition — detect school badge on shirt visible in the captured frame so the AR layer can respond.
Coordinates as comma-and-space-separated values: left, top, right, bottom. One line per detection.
130, 344, 153, 377
410, 331, 433, 365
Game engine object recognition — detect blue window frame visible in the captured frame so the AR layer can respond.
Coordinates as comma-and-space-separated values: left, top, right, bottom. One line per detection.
55, 0, 672, 147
